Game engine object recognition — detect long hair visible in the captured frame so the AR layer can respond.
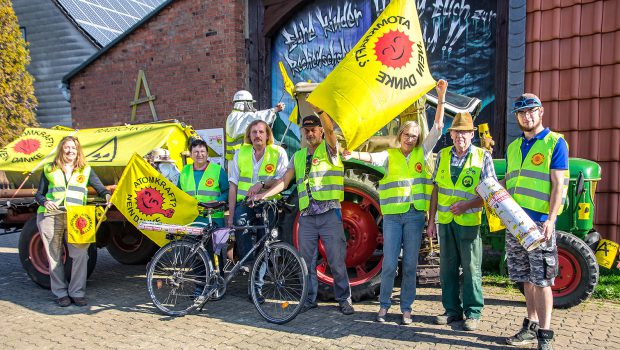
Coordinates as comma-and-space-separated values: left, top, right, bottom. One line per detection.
244, 120, 274, 145
397, 120, 424, 148
52, 136, 87, 170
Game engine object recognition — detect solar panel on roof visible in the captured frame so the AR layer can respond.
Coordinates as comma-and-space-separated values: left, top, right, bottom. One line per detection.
57, 0, 166, 46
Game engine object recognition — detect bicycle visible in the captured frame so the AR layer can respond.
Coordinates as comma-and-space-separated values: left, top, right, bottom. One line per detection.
139, 198, 309, 324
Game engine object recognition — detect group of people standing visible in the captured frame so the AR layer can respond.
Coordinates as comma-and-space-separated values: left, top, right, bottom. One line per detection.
34, 82, 565, 350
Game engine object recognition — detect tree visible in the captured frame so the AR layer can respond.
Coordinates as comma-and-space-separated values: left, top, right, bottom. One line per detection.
0, 0, 38, 147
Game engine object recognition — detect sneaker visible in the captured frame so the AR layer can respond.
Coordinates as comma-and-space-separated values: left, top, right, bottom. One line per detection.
463, 318, 480, 331
434, 313, 463, 325
300, 301, 318, 313
506, 318, 539, 345
375, 308, 388, 323
401, 311, 413, 325
71, 297, 88, 307
537, 328, 554, 350
339, 300, 355, 315
56, 296, 71, 307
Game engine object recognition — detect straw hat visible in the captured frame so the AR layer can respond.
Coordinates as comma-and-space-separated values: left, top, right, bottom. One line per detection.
448, 112, 477, 131
150, 148, 175, 163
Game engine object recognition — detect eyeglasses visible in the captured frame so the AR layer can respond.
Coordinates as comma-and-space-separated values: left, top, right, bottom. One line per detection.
513, 98, 541, 110
516, 107, 540, 117
402, 133, 418, 140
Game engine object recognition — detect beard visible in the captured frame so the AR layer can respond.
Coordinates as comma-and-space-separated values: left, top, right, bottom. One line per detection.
518, 118, 542, 132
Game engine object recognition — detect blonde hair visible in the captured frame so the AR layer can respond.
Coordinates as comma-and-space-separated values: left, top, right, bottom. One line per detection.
52, 136, 87, 170
244, 120, 274, 145
397, 120, 424, 148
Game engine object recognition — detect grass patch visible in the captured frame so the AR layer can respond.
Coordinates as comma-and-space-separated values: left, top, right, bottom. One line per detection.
593, 267, 620, 302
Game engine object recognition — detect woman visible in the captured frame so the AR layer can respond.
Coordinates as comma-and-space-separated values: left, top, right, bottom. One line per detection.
35, 136, 110, 307
343, 79, 447, 324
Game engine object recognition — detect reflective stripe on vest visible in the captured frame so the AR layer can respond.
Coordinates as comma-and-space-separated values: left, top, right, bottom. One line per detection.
435, 146, 485, 226
293, 141, 344, 210
236, 144, 281, 201
505, 131, 569, 215
179, 162, 223, 218
37, 164, 91, 213
378, 147, 432, 214
225, 134, 245, 160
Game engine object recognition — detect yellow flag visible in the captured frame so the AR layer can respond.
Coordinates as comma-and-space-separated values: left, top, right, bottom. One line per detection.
288, 105, 299, 125
484, 202, 506, 233
279, 61, 295, 97
0, 123, 190, 173
66, 206, 97, 244
110, 154, 199, 246
307, 0, 436, 150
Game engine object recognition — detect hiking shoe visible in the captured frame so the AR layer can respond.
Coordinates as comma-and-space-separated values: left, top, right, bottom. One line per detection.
375, 308, 388, 323
339, 300, 355, 315
300, 301, 318, 313
537, 328, 554, 350
434, 313, 463, 325
71, 297, 88, 307
56, 296, 71, 307
506, 318, 539, 345
463, 318, 480, 331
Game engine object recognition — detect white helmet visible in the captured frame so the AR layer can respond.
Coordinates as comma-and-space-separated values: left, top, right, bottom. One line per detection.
150, 148, 175, 163
233, 90, 255, 102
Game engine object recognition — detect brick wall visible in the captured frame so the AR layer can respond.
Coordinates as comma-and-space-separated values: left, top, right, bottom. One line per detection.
525, 0, 620, 242
69, 0, 248, 130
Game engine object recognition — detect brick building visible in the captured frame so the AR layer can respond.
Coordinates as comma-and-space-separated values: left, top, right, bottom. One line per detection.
64, 0, 619, 242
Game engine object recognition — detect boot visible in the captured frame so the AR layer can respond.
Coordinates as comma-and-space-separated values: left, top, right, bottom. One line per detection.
506, 318, 539, 345
537, 328, 554, 350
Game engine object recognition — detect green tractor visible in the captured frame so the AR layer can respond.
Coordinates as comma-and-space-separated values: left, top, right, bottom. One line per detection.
279, 83, 601, 308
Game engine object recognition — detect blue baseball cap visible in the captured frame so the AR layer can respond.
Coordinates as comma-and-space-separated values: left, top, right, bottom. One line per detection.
512, 93, 542, 113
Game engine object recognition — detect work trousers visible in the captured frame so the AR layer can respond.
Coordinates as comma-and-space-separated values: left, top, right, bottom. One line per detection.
297, 209, 351, 303
438, 220, 484, 319
37, 212, 89, 298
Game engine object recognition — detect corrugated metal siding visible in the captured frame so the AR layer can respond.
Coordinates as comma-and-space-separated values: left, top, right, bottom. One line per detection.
13, 0, 97, 127
525, 0, 620, 243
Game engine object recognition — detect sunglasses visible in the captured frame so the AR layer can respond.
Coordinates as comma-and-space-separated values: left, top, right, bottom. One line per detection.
513, 98, 541, 110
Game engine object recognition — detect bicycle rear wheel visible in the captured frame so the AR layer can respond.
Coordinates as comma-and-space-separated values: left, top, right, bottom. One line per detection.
251, 242, 308, 324
147, 239, 211, 316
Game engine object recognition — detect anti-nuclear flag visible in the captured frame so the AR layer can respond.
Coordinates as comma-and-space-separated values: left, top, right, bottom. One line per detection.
306, 0, 436, 150
0, 123, 190, 173
66, 205, 97, 244
279, 61, 300, 126
111, 154, 199, 247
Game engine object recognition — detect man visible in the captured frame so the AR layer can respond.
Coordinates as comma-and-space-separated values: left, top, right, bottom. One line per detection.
227, 120, 288, 303
250, 112, 354, 315
503, 94, 568, 350
225, 90, 285, 161
427, 112, 496, 331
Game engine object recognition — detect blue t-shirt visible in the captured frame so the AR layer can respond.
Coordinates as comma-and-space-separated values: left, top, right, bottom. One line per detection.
506, 128, 569, 222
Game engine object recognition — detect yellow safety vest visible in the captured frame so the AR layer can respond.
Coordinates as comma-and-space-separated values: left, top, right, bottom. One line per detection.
236, 144, 281, 201
225, 134, 244, 161
435, 146, 485, 226
179, 162, 223, 218
293, 141, 344, 210
37, 164, 91, 213
505, 131, 569, 215
378, 147, 433, 214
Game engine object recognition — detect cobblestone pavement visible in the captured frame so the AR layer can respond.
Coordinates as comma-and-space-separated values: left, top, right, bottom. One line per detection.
1, 233, 618, 350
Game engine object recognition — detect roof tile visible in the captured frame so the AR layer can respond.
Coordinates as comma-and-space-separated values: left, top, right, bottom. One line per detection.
539, 70, 560, 101
579, 34, 601, 67
597, 129, 620, 162
526, 42, 541, 72
527, 0, 542, 13
580, 1, 604, 36
579, 66, 601, 99
527, 11, 542, 42
560, 5, 581, 38
559, 37, 580, 69
599, 96, 620, 129
575, 129, 598, 160
598, 161, 620, 192
556, 100, 578, 131
595, 193, 619, 226
599, 64, 620, 98
600, 31, 620, 65
541, 0, 562, 11
541, 8, 562, 41
578, 98, 600, 130
540, 39, 560, 71
558, 68, 580, 101
602, 0, 619, 32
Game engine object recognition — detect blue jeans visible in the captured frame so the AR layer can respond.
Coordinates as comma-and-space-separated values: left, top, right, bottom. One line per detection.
379, 207, 425, 312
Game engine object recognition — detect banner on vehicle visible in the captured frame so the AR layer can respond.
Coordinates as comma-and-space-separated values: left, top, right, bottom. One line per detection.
306, 0, 436, 150
0, 123, 191, 173
110, 154, 199, 247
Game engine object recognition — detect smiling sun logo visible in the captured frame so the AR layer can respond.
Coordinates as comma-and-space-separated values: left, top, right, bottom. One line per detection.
374, 30, 414, 69
415, 162, 423, 173
205, 178, 215, 187
531, 153, 545, 166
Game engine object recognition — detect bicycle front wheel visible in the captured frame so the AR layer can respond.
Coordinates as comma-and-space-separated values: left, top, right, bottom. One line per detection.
251, 242, 308, 324
147, 239, 211, 316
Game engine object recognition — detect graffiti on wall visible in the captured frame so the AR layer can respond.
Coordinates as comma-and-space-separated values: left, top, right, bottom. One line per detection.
271, 0, 497, 140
